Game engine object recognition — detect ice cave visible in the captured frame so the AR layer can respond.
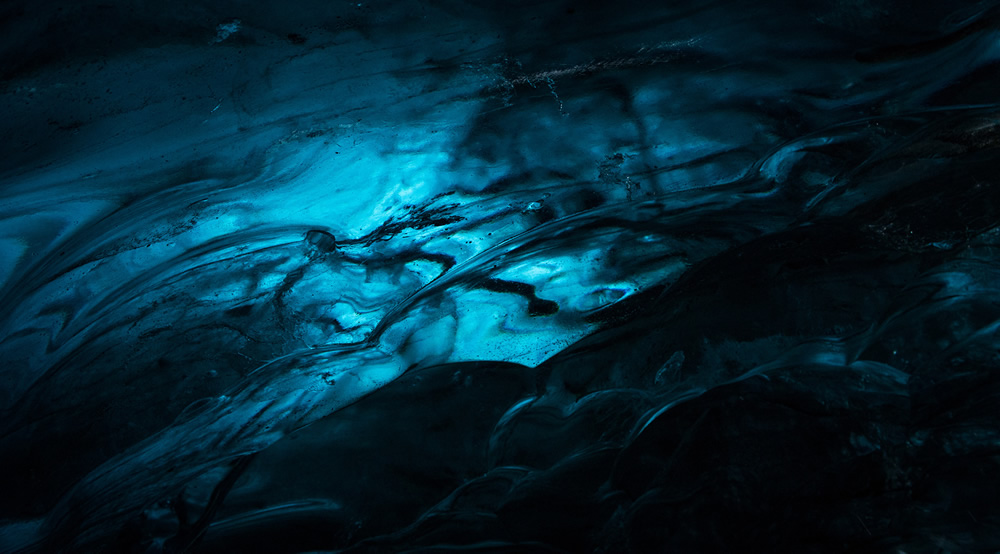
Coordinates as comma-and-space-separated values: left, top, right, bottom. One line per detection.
1, 0, 1000, 551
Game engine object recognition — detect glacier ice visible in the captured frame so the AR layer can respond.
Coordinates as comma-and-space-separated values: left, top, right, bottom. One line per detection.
2, 0, 1000, 551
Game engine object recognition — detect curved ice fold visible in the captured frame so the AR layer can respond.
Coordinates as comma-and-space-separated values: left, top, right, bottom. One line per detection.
3, 0, 1000, 551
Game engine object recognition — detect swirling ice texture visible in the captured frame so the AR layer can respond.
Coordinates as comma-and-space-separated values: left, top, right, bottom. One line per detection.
2, 0, 1000, 551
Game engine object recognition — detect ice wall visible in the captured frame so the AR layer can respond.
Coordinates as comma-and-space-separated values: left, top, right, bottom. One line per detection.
2, 1, 1000, 551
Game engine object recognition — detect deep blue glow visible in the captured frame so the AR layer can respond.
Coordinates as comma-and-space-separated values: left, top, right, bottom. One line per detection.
2, 1, 1000, 552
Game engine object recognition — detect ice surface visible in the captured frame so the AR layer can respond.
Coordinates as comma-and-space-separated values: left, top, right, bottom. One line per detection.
2, 0, 1000, 551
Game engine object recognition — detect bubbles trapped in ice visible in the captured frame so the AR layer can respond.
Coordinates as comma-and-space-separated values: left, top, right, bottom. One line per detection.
305, 230, 338, 257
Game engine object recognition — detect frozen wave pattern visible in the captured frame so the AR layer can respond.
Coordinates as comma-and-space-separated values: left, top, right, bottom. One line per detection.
2, 0, 1000, 552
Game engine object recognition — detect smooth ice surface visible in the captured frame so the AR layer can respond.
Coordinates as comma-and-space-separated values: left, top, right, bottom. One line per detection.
2, 0, 1000, 551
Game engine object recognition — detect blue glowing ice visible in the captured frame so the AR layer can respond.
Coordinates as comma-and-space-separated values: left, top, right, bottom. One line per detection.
2, 1, 1000, 552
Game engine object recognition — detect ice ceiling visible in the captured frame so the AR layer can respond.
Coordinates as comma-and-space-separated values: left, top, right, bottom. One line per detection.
2, 0, 1000, 552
